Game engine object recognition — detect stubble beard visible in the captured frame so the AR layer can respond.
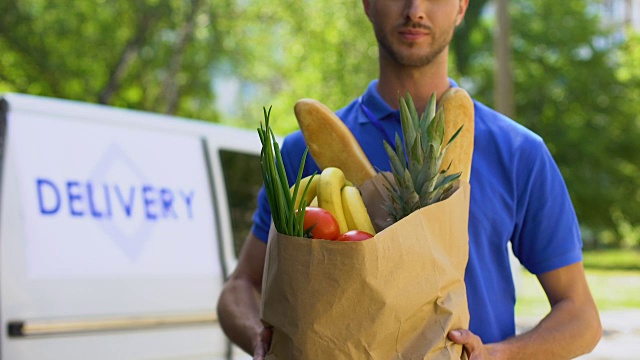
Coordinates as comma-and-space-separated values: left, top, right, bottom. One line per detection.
373, 20, 456, 68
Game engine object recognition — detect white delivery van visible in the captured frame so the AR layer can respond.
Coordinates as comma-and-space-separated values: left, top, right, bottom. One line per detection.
0, 93, 261, 359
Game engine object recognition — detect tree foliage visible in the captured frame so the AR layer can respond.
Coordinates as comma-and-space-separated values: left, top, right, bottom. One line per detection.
0, 0, 235, 121
222, 0, 378, 133
450, 0, 491, 75
460, 0, 640, 247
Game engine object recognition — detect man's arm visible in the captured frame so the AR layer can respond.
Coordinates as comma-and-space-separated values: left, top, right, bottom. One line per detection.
217, 232, 267, 355
450, 261, 602, 359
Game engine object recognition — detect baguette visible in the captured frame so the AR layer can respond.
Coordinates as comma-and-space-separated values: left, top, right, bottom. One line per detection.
294, 99, 377, 186
437, 87, 475, 183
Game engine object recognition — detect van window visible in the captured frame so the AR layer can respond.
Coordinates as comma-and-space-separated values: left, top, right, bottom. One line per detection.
219, 149, 263, 257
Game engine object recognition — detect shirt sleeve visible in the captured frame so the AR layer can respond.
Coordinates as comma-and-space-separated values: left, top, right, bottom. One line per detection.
511, 138, 583, 275
251, 186, 271, 243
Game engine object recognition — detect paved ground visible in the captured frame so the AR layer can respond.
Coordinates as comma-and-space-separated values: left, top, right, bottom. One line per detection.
517, 309, 640, 359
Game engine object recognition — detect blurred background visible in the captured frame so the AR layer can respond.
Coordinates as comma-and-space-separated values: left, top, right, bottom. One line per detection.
1, 0, 639, 357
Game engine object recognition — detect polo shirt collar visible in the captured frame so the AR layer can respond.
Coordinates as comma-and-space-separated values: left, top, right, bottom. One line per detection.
358, 80, 397, 124
358, 78, 460, 125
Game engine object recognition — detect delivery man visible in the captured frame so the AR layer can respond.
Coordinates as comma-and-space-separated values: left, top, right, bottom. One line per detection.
217, 0, 602, 358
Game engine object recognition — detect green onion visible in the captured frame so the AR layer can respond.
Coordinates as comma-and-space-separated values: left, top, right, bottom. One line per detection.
258, 106, 314, 237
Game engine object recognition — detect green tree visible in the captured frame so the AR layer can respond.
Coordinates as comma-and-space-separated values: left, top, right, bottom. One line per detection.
461, 0, 640, 247
0, 0, 235, 121
610, 30, 640, 247
451, 0, 491, 75
221, 0, 378, 133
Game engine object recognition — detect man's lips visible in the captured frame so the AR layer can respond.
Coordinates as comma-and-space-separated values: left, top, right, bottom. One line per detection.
398, 29, 429, 41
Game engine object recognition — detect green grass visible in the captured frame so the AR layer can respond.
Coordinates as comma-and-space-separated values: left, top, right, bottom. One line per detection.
515, 248, 640, 318
582, 249, 640, 271
514, 269, 550, 318
515, 267, 640, 319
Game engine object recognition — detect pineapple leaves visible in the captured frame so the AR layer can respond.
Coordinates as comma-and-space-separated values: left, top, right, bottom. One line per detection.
399, 94, 417, 155
382, 91, 462, 223
384, 136, 406, 179
409, 135, 423, 175
425, 93, 437, 124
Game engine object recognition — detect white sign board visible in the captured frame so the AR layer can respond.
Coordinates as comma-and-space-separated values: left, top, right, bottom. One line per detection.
10, 112, 219, 279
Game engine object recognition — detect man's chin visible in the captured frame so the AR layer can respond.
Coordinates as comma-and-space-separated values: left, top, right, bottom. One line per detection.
378, 40, 442, 67
392, 53, 437, 67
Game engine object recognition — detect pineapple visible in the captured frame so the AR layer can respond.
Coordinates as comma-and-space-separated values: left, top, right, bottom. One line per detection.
382, 92, 462, 223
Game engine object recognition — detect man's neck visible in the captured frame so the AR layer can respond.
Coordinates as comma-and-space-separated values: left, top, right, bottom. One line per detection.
376, 53, 451, 112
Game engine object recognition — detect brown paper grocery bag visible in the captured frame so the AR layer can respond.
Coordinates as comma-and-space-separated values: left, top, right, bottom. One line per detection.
261, 175, 470, 360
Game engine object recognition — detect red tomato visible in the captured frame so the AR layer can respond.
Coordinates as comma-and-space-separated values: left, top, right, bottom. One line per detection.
302, 207, 340, 240
336, 230, 374, 242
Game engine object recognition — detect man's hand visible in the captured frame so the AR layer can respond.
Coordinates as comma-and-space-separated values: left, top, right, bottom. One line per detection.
253, 326, 273, 360
448, 263, 601, 360
448, 329, 494, 360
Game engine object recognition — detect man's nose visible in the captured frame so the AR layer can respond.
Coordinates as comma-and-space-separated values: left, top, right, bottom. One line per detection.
406, 0, 426, 21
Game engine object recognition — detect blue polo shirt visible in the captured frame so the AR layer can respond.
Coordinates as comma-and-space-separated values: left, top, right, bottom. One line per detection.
251, 79, 583, 344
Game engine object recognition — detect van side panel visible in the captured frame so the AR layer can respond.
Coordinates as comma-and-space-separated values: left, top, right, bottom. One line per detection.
0, 94, 259, 360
